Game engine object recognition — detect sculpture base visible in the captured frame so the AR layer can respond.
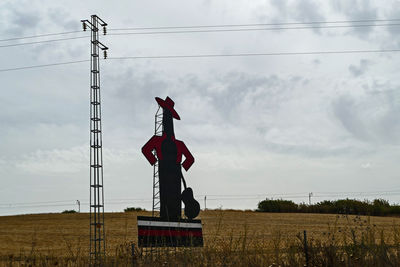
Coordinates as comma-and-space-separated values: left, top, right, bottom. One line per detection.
137, 216, 203, 247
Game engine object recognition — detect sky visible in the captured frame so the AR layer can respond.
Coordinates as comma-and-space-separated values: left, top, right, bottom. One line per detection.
1, 0, 400, 215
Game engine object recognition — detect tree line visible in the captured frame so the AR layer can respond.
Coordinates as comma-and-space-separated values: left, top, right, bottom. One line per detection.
257, 198, 400, 216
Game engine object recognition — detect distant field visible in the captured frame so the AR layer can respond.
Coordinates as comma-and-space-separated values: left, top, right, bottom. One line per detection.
1, 210, 400, 257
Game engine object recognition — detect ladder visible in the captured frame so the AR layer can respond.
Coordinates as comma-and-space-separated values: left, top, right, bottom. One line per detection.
152, 105, 163, 216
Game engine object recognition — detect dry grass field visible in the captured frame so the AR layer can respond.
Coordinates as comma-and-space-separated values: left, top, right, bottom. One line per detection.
1, 210, 400, 266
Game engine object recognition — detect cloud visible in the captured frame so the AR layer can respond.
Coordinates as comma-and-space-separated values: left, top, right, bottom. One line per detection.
332, 86, 400, 145
0, 2, 41, 36
47, 8, 78, 31
293, 0, 325, 22
104, 66, 400, 159
14, 146, 88, 175
380, 2, 400, 49
267, 0, 325, 34
330, 0, 378, 38
361, 162, 371, 169
348, 59, 372, 77
106, 68, 385, 158
332, 95, 369, 141
312, 59, 321, 65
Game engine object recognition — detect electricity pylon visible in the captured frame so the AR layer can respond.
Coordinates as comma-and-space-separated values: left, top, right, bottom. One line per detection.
81, 15, 108, 266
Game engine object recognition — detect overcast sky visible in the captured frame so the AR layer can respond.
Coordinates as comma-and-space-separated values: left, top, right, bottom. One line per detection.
1, 0, 400, 215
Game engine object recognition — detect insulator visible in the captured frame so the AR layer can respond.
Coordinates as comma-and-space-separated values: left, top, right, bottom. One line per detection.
82, 23, 87, 31
103, 50, 107, 59
103, 26, 107, 35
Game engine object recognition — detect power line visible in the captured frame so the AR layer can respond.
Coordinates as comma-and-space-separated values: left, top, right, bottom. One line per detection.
195, 190, 400, 198
0, 30, 83, 42
1, 18, 398, 43
0, 199, 77, 206
0, 201, 153, 209
4, 23, 396, 49
0, 203, 78, 209
0, 60, 89, 72
2, 190, 400, 208
316, 189, 400, 195
109, 18, 400, 31
1, 48, 400, 73
1, 21, 400, 48
108, 23, 400, 36
3, 193, 400, 209
0, 36, 88, 48
2, 191, 393, 208
108, 49, 400, 60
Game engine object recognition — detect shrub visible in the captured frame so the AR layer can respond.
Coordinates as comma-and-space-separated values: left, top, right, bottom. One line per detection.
257, 198, 400, 216
61, 210, 77, 214
257, 199, 298, 212
124, 207, 145, 212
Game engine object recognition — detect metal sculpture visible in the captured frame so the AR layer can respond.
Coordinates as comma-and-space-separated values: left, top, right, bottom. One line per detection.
142, 96, 200, 221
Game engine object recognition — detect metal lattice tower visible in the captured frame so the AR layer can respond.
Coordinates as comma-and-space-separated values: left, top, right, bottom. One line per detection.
81, 15, 108, 265
152, 105, 163, 216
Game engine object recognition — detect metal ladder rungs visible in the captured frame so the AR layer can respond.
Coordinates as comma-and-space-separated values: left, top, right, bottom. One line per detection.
89, 243, 104, 247
90, 164, 102, 168
90, 222, 104, 226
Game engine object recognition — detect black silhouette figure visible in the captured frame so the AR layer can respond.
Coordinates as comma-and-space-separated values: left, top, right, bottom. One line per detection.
180, 170, 200, 220
142, 96, 200, 220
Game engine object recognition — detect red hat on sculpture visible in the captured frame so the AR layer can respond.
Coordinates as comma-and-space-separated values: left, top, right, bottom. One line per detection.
155, 96, 181, 120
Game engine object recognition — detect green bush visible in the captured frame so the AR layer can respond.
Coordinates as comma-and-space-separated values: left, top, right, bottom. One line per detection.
61, 210, 77, 214
124, 207, 145, 212
257, 198, 400, 216
257, 199, 298, 212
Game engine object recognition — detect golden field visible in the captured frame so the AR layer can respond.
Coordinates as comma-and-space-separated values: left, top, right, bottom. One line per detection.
1, 210, 400, 266
1, 210, 400, 254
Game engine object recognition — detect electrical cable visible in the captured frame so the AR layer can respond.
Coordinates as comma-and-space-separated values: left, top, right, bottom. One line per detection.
0, 60, 89, 72
3, 190, 400, 209
1, 21, 400, 48
0, 36, 88, 48
109, 18, 400, 31
1, 48, 400, 73
107, 23, 400, 36
107, 49, 400, 60
1, 18, 398, 43
0, 30, 83, 42
0, 199, 78, 206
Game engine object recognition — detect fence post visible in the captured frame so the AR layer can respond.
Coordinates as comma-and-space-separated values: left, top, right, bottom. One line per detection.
304, 230, 309, 267
131, 243, 135, 266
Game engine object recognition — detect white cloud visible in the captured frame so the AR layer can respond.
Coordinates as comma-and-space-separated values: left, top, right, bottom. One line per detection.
361, 162, 371, 168
14, 146, 88, 175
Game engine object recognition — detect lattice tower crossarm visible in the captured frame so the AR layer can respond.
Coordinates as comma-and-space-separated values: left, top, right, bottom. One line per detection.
152, 105, 163, 216
81, 14, 108, 266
